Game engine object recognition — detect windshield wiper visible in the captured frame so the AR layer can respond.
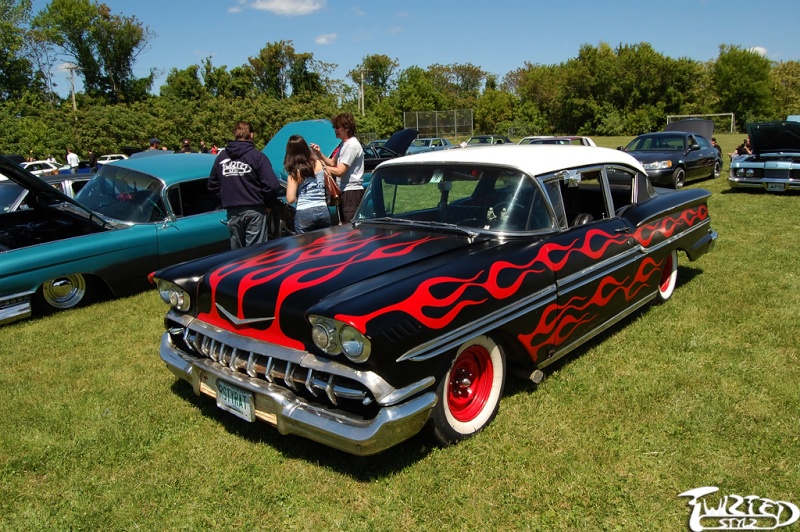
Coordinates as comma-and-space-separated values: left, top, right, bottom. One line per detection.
355, 217, 478, 238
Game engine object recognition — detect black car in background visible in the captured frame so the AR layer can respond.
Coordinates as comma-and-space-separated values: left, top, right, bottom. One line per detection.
363, 128, 418, 172
623, 119, 722, 189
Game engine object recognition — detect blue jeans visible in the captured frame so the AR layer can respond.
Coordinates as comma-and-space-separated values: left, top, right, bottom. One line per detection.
294, 205, 331, 233
227, 208, 268, 249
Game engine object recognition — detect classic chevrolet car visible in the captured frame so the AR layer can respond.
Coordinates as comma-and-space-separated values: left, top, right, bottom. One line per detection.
153, 145, 717, 455
0, 153, 230, 324
728, 120, 800, 192
623, 119, 722, 189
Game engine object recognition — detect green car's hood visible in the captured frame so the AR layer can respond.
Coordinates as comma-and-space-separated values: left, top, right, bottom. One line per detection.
0, 155, 103, 224
262, 119, 340, 181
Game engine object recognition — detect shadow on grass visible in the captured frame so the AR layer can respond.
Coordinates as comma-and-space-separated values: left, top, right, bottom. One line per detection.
165, 262, 707, 478
169, 379, 435, 478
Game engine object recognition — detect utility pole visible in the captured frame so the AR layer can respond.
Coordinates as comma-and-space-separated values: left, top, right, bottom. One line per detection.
360, 68, 365, 116
64, 63, 80, 118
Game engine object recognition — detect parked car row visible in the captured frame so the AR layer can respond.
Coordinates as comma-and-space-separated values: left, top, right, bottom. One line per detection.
17, 115, 799, 457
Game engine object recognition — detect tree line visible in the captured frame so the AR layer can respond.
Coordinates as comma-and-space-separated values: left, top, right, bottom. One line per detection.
2, 0, 799, 162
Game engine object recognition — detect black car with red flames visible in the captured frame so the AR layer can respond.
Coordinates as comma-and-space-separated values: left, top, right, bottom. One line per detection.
153, 145, 717, 455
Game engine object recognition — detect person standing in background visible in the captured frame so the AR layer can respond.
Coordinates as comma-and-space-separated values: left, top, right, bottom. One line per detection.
310, 112, 364, 223
66, 148, 79, 173
87, 149, 98, 172
208, 121, 280, 249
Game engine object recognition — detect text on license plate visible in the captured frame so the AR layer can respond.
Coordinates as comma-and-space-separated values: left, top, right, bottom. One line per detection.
216, 379, 255, 422
767, 182, 786, 191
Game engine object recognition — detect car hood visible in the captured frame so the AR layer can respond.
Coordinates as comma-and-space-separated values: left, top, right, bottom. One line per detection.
665, 118, 714, 139
747, 121, 800, 154
262, 119, 340, 181
383, 128, 418, 155
160, 224, 495, 344
0, 155, 103, 221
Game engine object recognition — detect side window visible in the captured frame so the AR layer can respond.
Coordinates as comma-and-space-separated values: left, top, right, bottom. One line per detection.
559, 169, 613, 227
167, 178, 221, 218
543, 180, 567, 229
604, 166, 635, 215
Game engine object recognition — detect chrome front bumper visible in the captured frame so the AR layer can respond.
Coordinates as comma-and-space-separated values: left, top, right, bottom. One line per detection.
0, 291, 34, 325
728, 177, 800, 191
160, 334, 437, 455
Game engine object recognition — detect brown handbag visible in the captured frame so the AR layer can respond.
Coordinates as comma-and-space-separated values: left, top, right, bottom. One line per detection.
324, 171, 341, 205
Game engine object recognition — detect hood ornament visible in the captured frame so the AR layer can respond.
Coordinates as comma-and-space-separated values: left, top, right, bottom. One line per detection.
216, 303, 275, 325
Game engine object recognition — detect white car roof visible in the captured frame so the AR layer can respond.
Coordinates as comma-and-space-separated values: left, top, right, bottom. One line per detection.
380, 144, 646, 176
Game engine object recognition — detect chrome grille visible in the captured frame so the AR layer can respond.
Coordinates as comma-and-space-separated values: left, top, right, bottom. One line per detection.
182, 328, 372, 407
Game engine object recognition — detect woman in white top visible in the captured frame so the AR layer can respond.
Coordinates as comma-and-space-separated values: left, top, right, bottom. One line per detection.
284, 135, 331, 233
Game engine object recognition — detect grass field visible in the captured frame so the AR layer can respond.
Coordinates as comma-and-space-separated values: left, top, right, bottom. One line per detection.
1, 134, 798, 530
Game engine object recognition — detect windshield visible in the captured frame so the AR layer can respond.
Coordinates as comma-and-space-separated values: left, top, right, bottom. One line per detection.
75, 166, 168, 222
0, 182, 25, 212
625, 135, 686, 151
354, 164, 553, 233
411, 139, 431, 148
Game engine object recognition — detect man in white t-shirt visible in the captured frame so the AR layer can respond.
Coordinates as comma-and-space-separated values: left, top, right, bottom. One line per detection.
311, 112, 364, 223
66, 148, 80, 174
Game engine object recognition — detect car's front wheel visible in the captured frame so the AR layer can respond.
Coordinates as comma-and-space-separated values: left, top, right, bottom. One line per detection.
431, 335, 506, 446
712, 160, 721, 179
672, 168, 686, 189
655, 250, 678, 304
37, 274, 93, 312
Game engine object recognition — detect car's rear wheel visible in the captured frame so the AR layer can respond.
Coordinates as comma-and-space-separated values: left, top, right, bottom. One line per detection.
38, 274, 93, 311
655, 250, 678, 304
672, 168, 686, 189
431, 334, 506, 446
712, 160, 721, 179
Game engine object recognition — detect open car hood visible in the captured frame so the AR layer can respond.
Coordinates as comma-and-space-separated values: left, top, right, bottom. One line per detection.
383, 128, 419, 155
0, 155, 101, 219
747, 121, 800, 154
262, 119, 340, 181
665, 118, 714, 139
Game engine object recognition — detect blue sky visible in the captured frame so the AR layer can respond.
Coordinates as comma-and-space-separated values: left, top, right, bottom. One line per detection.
32, 0, 800, 98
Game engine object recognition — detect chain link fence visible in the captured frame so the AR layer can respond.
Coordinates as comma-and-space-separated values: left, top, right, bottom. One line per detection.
403, 110, 474, 139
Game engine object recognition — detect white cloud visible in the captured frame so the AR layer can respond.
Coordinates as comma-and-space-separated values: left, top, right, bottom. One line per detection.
316, 33, 337, 45
249, 0, 325, 16
750, 46, 768, 57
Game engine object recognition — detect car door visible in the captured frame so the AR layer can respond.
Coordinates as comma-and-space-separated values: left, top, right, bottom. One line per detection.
542, 166, 653, 356
155, 178, 230, 267
684, 134, 710, 179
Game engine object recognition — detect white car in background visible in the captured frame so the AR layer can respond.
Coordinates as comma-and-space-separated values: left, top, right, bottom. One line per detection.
97, 154, 129, 164
20, 160, 66, 176
519, 136, 596, 146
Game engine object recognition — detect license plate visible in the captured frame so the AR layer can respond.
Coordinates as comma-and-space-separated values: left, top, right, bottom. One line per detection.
766, 182, 786, 191
216, 379, 255, 422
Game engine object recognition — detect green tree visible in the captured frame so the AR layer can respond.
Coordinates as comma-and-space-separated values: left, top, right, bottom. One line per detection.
770, 60, 800, 119
349, 54, 399, 106
0, 0, 42, 101
32, 0, 154, 103
713, 44, 774, 128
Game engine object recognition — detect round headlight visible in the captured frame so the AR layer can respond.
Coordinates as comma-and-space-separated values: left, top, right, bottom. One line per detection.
340, 325, 371, 363
157, 280, 190, 311
311, 318, 339, 352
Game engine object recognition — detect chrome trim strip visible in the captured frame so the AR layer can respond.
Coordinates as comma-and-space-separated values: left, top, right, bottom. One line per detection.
396, 285, 558, 363
0, 291, 34, 325
536, 294, 655, 370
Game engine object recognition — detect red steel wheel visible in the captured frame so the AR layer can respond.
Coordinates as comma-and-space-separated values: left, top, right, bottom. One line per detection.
656, 250, 678, 304
431, 335, 506, 446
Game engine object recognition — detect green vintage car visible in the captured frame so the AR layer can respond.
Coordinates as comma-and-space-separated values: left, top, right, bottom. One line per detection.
0, 152, 231, 325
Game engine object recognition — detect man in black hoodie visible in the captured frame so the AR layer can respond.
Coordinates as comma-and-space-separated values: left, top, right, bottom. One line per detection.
208, 121, 280, 249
